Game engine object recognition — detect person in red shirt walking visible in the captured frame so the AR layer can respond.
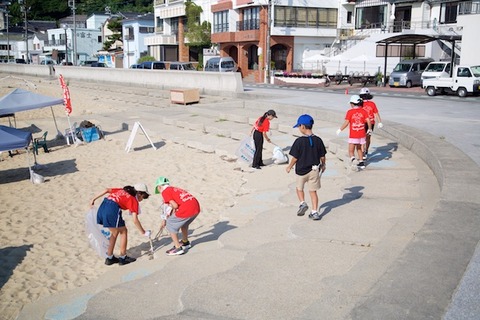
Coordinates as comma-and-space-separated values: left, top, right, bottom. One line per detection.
91, 183, 151, 266
250, 109, 277, 169
359, 88, 383, 159
154, 176, 201, 256
336, 95, 372, 169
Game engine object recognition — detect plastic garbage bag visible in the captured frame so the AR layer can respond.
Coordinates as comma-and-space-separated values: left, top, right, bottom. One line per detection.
85, 206, 110, 258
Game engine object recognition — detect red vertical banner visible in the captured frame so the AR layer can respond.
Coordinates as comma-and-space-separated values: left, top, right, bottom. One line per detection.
58, 74, 72, 115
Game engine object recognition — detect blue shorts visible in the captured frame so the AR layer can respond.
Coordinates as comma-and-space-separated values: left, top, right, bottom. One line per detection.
97, 198, 125, 228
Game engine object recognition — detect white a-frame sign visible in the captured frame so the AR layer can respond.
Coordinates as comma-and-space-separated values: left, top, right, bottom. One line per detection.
125, 121, 157, 153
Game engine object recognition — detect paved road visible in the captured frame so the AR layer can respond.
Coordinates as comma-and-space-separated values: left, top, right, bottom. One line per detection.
245, 83, 480, 166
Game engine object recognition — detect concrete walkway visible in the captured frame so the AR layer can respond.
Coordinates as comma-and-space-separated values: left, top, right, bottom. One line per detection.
17, 80, 480, 320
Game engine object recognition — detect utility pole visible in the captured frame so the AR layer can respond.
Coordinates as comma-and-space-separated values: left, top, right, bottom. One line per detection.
19, 0, 29, 63
68, 0, 77, 65
0, 2, 11, 62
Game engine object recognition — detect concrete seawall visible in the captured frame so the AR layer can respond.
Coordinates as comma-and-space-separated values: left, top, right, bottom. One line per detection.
0, 64, 244, 96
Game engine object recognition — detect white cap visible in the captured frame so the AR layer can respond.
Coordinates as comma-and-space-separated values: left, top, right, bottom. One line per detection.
349, 95, 362, 105
134, 183, 150, 195
359, 88, 370, 95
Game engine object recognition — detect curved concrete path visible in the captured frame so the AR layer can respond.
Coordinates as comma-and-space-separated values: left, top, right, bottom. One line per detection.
15, 80, 480, 320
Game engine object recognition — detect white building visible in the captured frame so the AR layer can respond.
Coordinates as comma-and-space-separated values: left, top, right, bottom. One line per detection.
122, 13, 155, 68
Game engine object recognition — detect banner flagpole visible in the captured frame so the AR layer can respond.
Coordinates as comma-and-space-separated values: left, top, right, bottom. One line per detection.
58, 74, 75, 144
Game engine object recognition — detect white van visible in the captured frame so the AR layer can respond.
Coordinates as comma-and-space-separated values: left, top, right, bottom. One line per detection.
204, 57, 237, 72
421, 61, 452, 83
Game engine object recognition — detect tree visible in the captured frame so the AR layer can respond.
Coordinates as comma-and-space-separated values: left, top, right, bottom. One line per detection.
103, 17, 122, 51
184, 0, 211, 48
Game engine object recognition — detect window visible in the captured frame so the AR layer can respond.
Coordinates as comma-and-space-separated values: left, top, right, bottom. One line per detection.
171, 17, 179, 35
440, 1, 459, 24
241, 7, 259, 30
125, 27, 134, 40
274, 6, 337, 28
156, 17, 164, 33
213, 10, 229, 33
355, 5, 387, 29
139, 26, 154, 33
347, 11, 353, 24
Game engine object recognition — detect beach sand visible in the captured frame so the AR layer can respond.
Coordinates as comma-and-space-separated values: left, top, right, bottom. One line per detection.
0, 75, 250, 319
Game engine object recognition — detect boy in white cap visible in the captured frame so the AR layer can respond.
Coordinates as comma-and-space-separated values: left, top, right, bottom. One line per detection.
336, 95, 372, 169
286, 114, 327, 221
91, 183, 151, 265
154, 177, 201, 255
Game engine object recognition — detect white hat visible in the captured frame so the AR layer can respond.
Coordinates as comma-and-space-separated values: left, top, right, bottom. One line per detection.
349, 95, 362, 105
359, 88, 370, 95
134, 183, 150, 195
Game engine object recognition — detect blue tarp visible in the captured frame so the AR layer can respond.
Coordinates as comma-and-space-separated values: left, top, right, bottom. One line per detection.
0, 88, 64, 116
0, 125, 32, 152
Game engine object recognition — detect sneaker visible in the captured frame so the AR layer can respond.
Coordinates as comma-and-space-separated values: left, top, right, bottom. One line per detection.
363, 152, 367, 160
166, 246, 185, 256
297, 202, 309, 216
308, 212, 322, 220
181, 240, 192, 249
118, 256, 136, 265
357, 162, 366, 169
105, 256, 119, 266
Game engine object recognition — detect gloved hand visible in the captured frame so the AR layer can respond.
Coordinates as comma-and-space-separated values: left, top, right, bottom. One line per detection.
367, 129, 373, 135
336, 129, 342, 136
377, 122, 384, 129
144, 230, 152, 238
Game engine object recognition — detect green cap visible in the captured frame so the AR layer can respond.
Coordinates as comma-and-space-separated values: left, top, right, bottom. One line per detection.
154, 176, 170, 194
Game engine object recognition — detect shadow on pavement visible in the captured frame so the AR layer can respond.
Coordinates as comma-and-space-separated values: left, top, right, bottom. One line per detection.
319, 186, 364, 218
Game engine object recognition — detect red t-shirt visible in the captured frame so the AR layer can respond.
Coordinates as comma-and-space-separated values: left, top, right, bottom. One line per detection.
161, 186, 200, 219
254, 117, 270, 133
345, 107, 368, 139
107, 188, 140, 214
363, 100, 378, 124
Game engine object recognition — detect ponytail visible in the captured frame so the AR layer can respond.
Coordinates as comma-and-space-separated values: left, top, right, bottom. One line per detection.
123, 185, 136, 197
258, 112, 268, 126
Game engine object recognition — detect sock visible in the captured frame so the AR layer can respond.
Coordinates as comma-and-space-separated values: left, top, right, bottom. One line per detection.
107, 254, 113, 259
120, 255, 126, 259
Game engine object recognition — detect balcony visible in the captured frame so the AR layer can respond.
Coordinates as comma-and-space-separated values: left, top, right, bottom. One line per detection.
237, 19, 260, 31
459, 1, 480, 14
144, 34, 177, 45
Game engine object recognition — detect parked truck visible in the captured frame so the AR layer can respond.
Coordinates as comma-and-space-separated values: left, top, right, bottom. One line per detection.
422, 65, 480, 97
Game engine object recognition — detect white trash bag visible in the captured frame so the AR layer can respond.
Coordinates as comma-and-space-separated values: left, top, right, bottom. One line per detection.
30, 169, 45, 184
235, 136, 255, 163
85, 206, 110, 258
272, 146, 288, 164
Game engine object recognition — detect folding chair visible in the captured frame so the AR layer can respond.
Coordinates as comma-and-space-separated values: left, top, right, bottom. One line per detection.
65, 122, 77, 145
33, 131, 49, 155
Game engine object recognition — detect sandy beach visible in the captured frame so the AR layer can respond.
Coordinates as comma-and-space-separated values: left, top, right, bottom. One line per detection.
0, 75, 250, 319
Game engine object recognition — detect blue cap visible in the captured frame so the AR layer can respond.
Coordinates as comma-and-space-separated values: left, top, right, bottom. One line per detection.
293, 114, 314, 128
